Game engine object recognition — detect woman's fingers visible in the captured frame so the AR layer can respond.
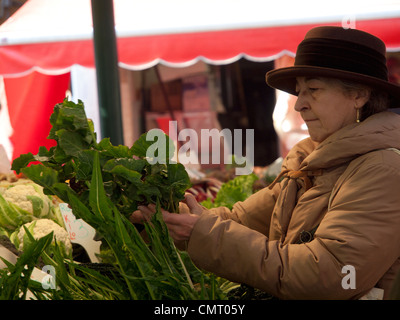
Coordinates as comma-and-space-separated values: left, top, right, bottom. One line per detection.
183, 193, 204, 215
129, 210, 145, 224
129, 200, 202, 242
162, 211, 199, 242
131, 193, 203, 224
129, 204, 157, 224
178, 201, 191, 214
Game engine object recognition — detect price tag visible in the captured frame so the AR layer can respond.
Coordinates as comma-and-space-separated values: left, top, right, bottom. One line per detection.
59, 203, 101, 263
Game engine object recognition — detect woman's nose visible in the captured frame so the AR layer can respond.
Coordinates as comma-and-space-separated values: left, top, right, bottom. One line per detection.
294, 94, 309, 112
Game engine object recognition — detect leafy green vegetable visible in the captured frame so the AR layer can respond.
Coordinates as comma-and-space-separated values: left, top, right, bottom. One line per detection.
201, 174, 258, 210
8, 99, 231, 300
8, 151, 225, 300
0, 229, 53, 300
12, 99, 191, 216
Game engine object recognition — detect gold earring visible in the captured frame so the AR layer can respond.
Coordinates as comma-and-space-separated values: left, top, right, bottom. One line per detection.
356, 108, 360, 123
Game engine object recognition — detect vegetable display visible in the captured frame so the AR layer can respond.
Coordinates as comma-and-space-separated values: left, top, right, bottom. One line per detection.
12, 99, 190, 216
3, 99, 230, 300
201, 173, 258, 210
0, 230, 54, 300
186, 178, 222, 202
0, 179, 64, 232
10, 219, 72, 258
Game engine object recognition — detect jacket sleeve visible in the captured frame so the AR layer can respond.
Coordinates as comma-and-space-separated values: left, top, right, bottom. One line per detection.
187, 151, 400, 299
206, 182, 280, 236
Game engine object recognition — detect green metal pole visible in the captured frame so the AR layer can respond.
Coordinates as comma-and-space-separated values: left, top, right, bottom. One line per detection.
91, 0, 124, 145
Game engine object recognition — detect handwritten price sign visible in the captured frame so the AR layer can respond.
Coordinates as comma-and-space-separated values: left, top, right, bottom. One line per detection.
59, 203, 101, 263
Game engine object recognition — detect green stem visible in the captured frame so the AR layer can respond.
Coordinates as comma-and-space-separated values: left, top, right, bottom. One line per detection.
105, 240, 139, 300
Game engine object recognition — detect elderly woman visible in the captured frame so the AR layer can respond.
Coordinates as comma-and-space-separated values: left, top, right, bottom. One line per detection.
131, 26, 400, 299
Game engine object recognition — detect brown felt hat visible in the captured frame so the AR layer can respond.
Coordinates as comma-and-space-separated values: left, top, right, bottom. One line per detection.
266, 26, 400, 107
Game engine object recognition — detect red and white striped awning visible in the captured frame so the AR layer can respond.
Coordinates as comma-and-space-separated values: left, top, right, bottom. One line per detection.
0, 0, 399, 77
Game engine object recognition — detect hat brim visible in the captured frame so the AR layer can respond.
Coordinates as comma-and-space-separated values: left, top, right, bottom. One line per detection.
266, 66, 400, 108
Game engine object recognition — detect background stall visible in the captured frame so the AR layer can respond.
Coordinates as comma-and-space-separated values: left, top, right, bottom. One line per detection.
0, 0, 399, 174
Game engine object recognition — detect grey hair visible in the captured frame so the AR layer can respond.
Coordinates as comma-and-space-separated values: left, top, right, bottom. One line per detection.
335, 79, 390, 121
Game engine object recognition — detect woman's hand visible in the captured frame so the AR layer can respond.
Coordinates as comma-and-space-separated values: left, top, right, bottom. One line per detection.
162, 209, 200, 242
129, 193, 204, 242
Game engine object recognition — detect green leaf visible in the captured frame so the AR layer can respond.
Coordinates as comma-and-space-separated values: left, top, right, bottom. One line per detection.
144, 202, 195, 292
131, 131, 174, 162
11, 153, 35, 174
21, 165, 67, 200
166, 163, 191, 195
203, 174, 258, 210
26, 195, 45, 217
74, 150, 95, 180
103, 158, 146, 173
52, 145, 70, 164
0, 230, 53, 300
130, 132, 153, 158
105, 165, 143, 184
49, 100, 91, 135
88, 152, 113, 221
113, 210, 157, 299
8, 98, 230, 300
97, 138, 133, 158
0, 193, 28, 230
67, 191, 101, 231
57, 129, 90, 157
34, 146, 55, 163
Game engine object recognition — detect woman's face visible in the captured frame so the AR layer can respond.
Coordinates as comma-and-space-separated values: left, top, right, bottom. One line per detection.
294, 77, 363, 143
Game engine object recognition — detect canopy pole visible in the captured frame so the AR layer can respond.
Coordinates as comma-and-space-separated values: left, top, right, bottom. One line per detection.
91, 0, 124, 145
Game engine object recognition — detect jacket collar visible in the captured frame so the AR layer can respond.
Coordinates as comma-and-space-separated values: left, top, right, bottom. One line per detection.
300, 111, 400, 171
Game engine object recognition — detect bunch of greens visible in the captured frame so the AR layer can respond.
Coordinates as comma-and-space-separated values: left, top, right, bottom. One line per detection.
201, 173, 258, 210
12, 99, 189, 215
7, 99, 229, 300
0, 230, 54, 300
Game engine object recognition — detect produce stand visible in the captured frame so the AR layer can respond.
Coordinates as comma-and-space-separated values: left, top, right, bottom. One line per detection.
0, 0, 400, 162
0, 98, 279, 300
0, 100, 254, 300
0, 0, 400, 301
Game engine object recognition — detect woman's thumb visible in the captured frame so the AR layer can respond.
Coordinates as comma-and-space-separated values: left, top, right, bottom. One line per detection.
184, 193, 204, 215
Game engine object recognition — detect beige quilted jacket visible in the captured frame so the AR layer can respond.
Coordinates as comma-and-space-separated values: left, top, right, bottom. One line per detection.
187, 111, 400, 299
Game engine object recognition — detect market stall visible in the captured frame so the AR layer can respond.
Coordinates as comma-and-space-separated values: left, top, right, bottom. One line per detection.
1, 0, 400, 302
0, 0, 399, 164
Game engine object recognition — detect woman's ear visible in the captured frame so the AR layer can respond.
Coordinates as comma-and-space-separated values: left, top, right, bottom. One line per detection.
354, 88, 371, 108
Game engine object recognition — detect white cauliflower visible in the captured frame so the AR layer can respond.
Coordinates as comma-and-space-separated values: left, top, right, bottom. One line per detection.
0, 182, 64, 231
11, 219, 72, 258
3, 184, 51, 217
